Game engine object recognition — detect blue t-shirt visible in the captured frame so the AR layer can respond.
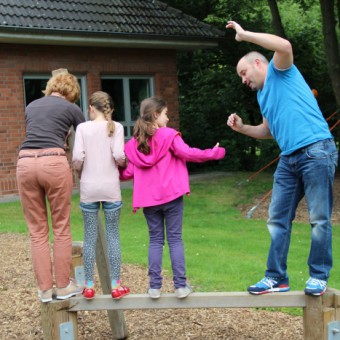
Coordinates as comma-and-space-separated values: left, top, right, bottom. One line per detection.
257, 60, 332, 155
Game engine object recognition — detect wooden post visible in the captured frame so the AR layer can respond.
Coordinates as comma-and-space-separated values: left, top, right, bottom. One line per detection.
327, 288, 340, 339
334, 289, 340, 320
303, 289, 336, 339
40, 242, 83, 339
96, 217, 128, 339
41, 300, 78, 340
71, 241, 83, 278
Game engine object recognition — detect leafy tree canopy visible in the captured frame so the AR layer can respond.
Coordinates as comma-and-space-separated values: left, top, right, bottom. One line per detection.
162, 0, 339, 172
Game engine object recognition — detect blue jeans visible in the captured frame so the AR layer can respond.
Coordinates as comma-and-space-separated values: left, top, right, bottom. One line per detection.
265, 138, 338, 281
143, 196, 186, 289
80, 201, 122, 212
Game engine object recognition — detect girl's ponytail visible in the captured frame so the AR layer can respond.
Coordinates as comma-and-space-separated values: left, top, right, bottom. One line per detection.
134, 97, 167, 155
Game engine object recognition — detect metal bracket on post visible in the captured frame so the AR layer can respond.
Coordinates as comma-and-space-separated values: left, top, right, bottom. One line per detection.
75, 265, 85, 286
60, 321, 75, 340
328, 321, 340, 340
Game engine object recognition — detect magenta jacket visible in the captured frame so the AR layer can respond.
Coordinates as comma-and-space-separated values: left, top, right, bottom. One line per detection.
120, 127, 226, 211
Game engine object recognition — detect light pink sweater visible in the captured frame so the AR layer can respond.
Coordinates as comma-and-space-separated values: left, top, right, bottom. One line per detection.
120, 127, 226, 211
72, 120, 125, 203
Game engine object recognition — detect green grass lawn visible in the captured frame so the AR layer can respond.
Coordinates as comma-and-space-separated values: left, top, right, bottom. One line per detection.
1, 171, 339, 298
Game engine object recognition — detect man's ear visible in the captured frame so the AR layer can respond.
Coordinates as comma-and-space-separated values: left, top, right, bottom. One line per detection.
254, 58, 262, 67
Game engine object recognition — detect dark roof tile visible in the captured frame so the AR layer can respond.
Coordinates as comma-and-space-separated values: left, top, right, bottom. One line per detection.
0, 0, 224, 39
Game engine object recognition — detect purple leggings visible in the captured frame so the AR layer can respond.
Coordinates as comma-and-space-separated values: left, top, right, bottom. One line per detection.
143, 196, 186, 289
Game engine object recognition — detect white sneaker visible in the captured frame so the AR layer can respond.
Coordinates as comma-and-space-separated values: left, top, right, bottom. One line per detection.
175, 284, 192, 299
148, 288, 161, 299
38, 288, 53, 303
56, 280, 84, 300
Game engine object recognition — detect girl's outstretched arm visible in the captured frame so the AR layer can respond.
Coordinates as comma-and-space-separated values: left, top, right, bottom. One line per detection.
171, 134, 226, 163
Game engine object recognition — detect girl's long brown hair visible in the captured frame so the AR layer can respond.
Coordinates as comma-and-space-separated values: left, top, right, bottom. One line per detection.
134, 97, 167, 154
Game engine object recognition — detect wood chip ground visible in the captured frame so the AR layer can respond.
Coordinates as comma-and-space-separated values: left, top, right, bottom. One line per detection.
1, 175, 339, 339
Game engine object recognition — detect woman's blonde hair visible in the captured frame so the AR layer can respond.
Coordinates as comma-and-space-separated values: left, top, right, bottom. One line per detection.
43, 70, 81, 103
89, 91, 115, 137
133, 97, 167, 154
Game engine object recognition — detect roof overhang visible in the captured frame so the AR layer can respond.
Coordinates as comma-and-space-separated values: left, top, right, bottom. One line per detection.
0, 30, 221, 50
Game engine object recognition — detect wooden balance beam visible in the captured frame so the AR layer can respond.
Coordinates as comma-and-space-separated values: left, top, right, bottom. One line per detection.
41, 289, 340, 340
67, 291, 307, 311
40, 220, 340, 340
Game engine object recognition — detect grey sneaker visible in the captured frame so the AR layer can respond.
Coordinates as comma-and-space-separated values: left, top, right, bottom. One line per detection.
56, 280, 84, 300
175, 284, 192, 299
148, 288, 161, 299
38, 288, 53, 303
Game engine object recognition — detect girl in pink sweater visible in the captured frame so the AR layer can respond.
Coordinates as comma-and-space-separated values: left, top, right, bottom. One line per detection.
120, 97, 225, 299
72, 91, 130, 300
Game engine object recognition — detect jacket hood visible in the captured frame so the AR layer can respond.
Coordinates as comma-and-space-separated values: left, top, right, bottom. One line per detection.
124, 127, 180, 169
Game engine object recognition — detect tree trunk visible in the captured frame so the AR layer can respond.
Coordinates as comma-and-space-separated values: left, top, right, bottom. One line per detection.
319, 0, 340, 108
267, 0, 286, 38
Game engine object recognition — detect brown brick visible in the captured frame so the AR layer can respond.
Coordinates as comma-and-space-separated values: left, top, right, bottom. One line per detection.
0, 44, 180, 198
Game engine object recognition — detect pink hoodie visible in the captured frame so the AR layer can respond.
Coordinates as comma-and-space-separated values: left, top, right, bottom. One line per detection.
120, 127, 226, 211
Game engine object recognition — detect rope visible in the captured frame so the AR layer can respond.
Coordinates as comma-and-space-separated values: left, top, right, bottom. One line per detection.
247, 157, 279, 182
330, 119, 340, 131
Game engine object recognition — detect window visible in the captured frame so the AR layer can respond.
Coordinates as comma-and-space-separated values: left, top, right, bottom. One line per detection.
101, 76, 154, 138
23, 74, 88, 118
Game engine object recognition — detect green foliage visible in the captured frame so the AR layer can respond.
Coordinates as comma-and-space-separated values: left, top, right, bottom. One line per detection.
162, 0, 339, 172
177, 49, 264, 171
278, 1, 336, 114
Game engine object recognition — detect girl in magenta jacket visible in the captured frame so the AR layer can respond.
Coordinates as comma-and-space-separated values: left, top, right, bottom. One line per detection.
120, 97, 225, 299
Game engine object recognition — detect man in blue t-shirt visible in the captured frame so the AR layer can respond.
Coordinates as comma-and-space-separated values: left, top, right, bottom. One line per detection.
226, 21, 338, 296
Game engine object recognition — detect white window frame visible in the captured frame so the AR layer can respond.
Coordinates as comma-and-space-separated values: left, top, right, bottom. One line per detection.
101, 75, 155, 138
23, 74, 88, 119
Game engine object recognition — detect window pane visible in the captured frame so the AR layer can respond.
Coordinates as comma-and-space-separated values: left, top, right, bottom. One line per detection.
24, 79, 48, 106
101, 79, 125, 121
24, 78, 84, 111
129, 79, 150, 121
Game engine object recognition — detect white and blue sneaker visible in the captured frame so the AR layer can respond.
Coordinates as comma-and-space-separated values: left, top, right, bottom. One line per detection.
304, 277, 327, 296
148, 288, 161, 299
247, 277, 290, 295
175, 284, 192, 299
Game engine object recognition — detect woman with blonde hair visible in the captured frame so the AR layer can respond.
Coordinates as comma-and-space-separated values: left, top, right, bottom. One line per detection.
72, 91, 130, 300
16, 69, 85, 302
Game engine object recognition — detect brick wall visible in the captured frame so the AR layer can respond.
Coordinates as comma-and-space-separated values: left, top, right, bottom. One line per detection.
0, 44, 180, 198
